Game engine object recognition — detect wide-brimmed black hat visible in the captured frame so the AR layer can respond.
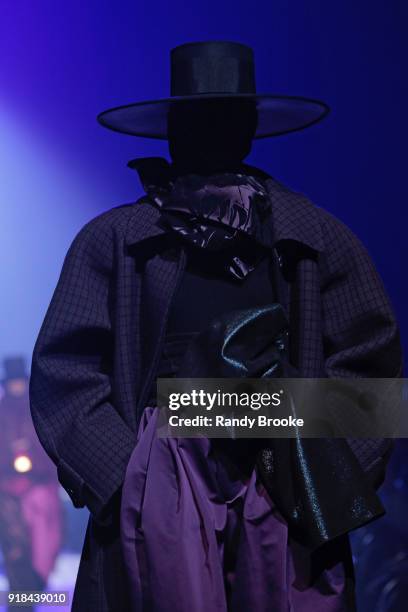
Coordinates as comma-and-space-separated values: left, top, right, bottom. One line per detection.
97, 41, 330, 139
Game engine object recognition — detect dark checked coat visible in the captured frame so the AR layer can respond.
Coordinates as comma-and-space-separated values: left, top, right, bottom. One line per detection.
29, 167, 403, 611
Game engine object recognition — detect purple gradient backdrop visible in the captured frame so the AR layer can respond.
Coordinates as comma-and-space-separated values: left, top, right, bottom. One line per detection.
0, 3, 407, 607
1, 0, 406, 366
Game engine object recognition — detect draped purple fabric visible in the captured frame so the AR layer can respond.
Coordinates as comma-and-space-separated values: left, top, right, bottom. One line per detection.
120, 407, 352, 611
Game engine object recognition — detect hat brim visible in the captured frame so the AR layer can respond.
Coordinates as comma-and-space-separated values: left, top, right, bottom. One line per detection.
97, 93, 330, 139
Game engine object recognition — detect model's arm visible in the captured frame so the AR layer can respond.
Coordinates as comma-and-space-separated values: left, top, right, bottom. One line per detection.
29, 217, 136, 525
320, 212, 403, 487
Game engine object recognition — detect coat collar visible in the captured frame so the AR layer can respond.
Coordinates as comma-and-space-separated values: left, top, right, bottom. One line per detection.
125, 156, 325, 253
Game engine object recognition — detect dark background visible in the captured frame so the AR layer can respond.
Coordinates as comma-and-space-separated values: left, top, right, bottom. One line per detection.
0, 0, 406, 362
0, 2, 406, 609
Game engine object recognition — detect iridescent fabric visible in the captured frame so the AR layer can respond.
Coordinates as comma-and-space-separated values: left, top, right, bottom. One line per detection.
119, 303, 378, 610
133, 163, 274, 280
176, 305, 384, 551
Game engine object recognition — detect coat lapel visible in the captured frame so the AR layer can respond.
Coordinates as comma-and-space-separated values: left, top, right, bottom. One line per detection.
125, 204, 186, 409
262, 175, 326, 373
137, 246, 186, 410
263, 175, 325, 253
127, 156, 325, 253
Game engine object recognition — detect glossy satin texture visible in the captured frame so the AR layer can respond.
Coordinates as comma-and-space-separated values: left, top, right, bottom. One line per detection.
120, 406, 353, 612
137, 167, 274, 280
178, 304, 385, 551
177, 304, 288, 378
120, 306, 355, 610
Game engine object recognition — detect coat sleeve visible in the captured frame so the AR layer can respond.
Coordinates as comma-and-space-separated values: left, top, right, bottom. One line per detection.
319, 212, 404, 487
29, 216, 136, 524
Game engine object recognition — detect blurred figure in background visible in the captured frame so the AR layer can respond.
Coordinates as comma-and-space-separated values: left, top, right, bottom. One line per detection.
0, 356, 63, 610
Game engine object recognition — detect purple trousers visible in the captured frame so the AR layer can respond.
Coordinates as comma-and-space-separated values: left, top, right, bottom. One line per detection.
120, 407, 353, 611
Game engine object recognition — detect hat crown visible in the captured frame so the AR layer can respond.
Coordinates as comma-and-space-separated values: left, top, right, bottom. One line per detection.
170, 41, 256, 97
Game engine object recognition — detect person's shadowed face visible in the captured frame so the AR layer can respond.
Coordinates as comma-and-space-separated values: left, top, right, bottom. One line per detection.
167, 98, 258, 174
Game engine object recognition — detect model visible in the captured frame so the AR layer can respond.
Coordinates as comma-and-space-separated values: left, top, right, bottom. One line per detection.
29, 41, 403, 611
